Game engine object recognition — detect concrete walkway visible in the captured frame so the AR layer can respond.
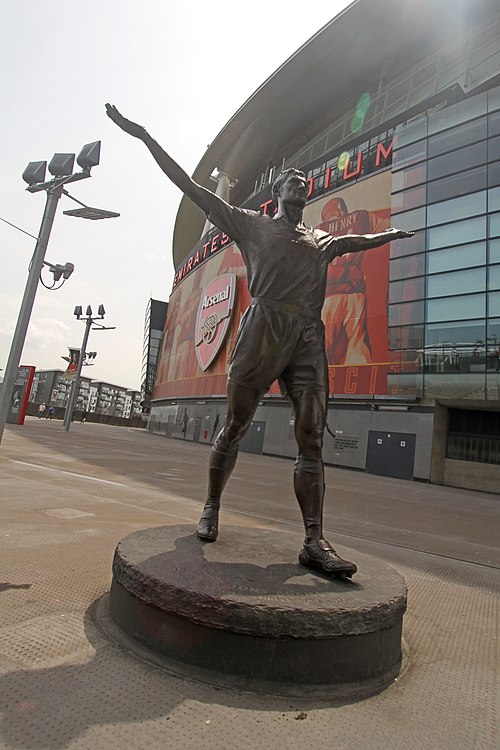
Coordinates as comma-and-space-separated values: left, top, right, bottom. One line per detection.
0, 418, 498, 749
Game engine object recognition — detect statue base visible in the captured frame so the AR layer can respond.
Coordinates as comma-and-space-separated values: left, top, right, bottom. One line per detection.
107, 524, 407, 699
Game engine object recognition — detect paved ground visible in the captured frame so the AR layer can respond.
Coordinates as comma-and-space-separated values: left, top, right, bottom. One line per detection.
0, 417, 498, 749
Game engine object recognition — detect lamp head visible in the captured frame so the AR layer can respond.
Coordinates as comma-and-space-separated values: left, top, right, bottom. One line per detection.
50, 262, 74, 282
77, 141, 101, 171
22, 161, 47, 186
62, 262, 74, 279
97, 304, 105, 317
48, 153, 75, 177
74, 305, 82, 319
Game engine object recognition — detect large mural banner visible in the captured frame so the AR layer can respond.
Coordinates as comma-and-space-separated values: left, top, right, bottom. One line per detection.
153, 170, 394, 400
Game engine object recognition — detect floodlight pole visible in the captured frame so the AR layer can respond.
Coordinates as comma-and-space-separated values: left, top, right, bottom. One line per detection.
0, 185, 63, 446
63, 315, 93, 432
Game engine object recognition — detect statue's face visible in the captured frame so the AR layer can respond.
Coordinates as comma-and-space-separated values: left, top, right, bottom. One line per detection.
278, 172, 307, 208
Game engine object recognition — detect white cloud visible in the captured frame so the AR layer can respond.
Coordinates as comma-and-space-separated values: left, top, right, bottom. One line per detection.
25, 317, 72, 354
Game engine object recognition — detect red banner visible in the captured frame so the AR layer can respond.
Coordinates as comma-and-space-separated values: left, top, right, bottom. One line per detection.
153, 170, 402, 400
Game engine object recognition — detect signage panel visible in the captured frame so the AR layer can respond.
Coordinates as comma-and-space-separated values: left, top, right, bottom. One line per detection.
153, 170, 400, 399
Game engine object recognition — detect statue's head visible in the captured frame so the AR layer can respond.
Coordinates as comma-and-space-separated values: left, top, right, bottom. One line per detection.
272, 168, 307, 208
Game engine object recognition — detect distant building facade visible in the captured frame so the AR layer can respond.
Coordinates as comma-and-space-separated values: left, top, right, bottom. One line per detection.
30, 370, 92, 411
141, 298, 168, 412
29, 370, 141, 419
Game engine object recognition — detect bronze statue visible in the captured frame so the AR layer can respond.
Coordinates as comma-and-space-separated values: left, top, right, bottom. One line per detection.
106, 104, 413, 578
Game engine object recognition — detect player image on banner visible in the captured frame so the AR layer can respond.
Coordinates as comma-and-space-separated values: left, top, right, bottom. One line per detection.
63, 348, 80, 380
303, 171, 391, 395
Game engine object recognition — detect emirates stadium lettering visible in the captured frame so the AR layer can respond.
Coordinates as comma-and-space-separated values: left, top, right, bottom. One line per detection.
202, 287, 230, 310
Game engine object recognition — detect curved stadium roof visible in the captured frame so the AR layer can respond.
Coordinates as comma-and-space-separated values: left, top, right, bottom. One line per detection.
172, 0, 498, 267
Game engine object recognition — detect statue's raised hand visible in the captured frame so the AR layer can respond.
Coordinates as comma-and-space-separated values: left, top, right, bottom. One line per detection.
384, 228, 415, 240
105, 104, 147, 140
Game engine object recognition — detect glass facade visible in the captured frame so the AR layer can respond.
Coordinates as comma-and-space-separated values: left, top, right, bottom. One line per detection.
389, 85, 500, 400
141, 299, 168, 408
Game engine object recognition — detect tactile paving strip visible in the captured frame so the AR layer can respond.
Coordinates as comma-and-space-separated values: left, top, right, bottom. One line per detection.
0, 613, 93, 668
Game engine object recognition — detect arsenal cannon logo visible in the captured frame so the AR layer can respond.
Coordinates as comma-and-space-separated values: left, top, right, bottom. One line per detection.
195, 273, 237, 371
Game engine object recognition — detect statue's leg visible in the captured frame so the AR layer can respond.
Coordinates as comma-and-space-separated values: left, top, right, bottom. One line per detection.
196, 382, 262, 541
290, 387, 357, 577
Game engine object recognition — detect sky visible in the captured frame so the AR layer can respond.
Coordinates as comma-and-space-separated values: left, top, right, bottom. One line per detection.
0, 1, 353, 390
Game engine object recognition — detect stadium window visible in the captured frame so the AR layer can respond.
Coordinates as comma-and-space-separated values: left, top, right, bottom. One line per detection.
488, 161, 500, 187
390, 252, 425, 281
428, 117, 487, 158
427, 267, 486, 298
488, 135, 500, 162
427, 215, 486, 250
426, 293, 486, 322
391, 184, 426, 213
392, 162, 427, 191
389, 276, 425, 304
425, 319, 485, 347
390, 229, 426, 259
388, 323, 424, 351
488, 265, 500, 290
392, 139, 427, 171
427, 141, 487, 181
388, 300, 425, 326
389, 206, 426, 231
427, 166, 487, 204
489, 213, 500, 237
427, 242, 486, 274
489, 239, 500, 263
488, 291, 500, 316
428, 92, 487, 135
488, 185, 500, 212
488, 109, 500, 138
427, 191, 486, 226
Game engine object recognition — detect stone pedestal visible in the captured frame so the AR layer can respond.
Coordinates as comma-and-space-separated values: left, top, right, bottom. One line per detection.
108, 524, 407, 698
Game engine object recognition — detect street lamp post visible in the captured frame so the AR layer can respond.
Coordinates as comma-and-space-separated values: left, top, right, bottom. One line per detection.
0, 184, 63, 444
0, 141, 119, 447
63, 305, 115, 432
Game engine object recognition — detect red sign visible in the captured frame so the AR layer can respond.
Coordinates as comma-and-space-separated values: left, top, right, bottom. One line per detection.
7, 365, 35, 425
195, 274, 237, 371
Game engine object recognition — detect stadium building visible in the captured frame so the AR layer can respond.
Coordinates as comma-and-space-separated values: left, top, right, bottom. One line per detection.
149, 0, 500, 493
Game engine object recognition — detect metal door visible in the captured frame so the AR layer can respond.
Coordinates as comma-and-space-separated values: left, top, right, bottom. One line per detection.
193, 417, 202, 443
366, 430, 416, 480
239, 421, 266, 455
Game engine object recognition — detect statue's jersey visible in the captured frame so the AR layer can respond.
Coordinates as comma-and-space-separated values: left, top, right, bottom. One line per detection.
205, 200, 354, 318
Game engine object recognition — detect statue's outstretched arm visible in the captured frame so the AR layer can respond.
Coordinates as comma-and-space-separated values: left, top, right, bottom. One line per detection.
331, 227, 414, 257
105, 104, 220, 215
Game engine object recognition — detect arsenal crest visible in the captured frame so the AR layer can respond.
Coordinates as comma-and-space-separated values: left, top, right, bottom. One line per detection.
195, 274, 237, 371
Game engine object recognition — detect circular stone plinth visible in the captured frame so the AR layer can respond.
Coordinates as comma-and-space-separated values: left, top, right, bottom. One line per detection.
108, 524, 407, 698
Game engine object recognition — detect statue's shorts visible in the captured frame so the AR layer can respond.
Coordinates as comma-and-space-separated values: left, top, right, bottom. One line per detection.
227, 298, 329, 397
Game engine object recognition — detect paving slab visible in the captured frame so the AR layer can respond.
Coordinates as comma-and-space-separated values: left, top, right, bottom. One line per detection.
0, 418, 498, 749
